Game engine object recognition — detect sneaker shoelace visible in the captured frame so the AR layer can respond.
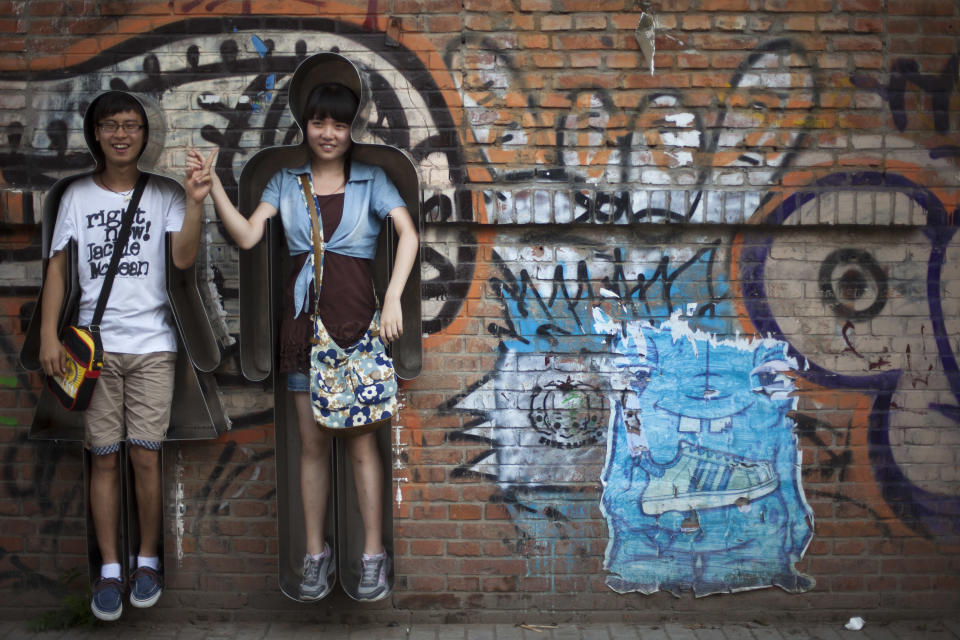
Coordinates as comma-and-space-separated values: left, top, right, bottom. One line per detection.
360, 555, 383, 587
302, 555, 321, 582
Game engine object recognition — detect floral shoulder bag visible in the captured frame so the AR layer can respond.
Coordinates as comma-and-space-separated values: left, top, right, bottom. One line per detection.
299, 174, 398, 434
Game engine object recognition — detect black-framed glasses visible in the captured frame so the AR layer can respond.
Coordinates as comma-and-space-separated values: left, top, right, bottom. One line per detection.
98, 121, 144, 133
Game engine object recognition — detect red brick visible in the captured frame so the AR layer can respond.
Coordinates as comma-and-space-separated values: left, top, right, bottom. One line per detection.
889, 0, 954, 14
765, 0, 832, 9
831, 575, 865, 591
837, 0, 882, 9
552, 34, 611, 49
785, 15, 816, 31
922, 18, 960, 34
541, 14, 572, 30
819, 15, 851, 31
692, 33, 760, 50
853, 17, 882, 33
677, 53, 718, 69
449, 504, 483, 520
570, 52, 603, 68
682, 14, 711, 30
888, 18, 919, 33
700, 0, 752, 8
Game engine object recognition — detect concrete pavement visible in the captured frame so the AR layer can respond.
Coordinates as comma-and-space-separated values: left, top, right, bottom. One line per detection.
2, 619, 960, 639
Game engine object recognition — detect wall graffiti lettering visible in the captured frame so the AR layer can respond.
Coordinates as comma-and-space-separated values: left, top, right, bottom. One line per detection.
442, 37, 960, 594
854, 55, 959, 140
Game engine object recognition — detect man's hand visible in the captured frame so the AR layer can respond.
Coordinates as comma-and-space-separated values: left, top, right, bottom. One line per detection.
184, 149, 217, 203
39, 251, 69, 378
39, 333, 67, 378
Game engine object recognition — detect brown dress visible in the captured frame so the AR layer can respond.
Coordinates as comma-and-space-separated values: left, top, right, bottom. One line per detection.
277, 192, 377, 375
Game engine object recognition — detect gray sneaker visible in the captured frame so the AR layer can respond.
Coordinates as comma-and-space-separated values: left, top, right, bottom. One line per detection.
299, 545, 335, 601
356, 551, 392, 601
640, 440, 778, 515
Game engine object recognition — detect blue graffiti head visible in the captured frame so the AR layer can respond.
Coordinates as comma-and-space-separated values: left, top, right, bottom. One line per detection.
593, 307, 814, 596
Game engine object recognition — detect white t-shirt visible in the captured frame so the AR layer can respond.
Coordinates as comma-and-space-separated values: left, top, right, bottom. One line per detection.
50, 174, 186, 354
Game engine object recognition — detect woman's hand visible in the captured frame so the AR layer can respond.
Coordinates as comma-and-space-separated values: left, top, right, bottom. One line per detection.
185, 149, 218, 202
379, 206, 418, 345
380, 295, 404, 343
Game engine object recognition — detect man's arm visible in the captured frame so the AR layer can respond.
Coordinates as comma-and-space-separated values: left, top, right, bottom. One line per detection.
39, 251, 69, 377
170, 196, 203, 270
171, 154, 216, 269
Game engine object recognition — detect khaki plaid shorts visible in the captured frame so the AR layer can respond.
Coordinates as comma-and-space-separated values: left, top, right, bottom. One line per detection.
84, 351, 176, 455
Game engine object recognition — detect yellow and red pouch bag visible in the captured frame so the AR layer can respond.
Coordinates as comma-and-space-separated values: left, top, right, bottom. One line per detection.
47, 325, 103, 411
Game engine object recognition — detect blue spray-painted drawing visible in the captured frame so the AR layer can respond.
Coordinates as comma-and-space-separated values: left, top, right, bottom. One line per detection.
593, 308, 815, 596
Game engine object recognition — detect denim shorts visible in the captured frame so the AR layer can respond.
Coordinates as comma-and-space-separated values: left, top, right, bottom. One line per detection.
287, 372, 310, 393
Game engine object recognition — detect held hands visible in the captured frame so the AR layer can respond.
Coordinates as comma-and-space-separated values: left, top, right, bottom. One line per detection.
380, 296, 404, 344
184, 149, 218, 202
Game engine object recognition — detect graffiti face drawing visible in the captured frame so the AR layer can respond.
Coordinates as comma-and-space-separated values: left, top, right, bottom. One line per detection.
594, 309, 814, 596
740, 175, 960, 543
450, 237, 738, 579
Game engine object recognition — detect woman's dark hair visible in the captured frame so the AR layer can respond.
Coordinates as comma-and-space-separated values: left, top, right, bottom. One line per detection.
302, 83, 359, 125
92, 92, 149, 141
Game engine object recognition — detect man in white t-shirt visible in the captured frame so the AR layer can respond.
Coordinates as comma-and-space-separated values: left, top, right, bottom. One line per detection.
38, 91, 210, 621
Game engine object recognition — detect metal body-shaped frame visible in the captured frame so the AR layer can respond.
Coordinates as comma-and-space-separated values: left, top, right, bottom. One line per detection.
235, 52, 421, 601
18, 91, 225, 598
19, 91, 225, 440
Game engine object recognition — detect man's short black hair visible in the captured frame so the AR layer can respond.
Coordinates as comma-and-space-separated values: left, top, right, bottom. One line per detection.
92, 92, 148, 133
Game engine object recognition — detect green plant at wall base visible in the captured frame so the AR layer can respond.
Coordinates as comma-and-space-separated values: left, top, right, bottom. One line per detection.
27, 570, 100, 632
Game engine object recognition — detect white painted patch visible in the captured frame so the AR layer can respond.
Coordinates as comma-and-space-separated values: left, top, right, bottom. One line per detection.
664, 113, 695, 128
175, 451, 185, 565
740, 71, 792, 89
392, 403, 408, 506
661, 130, 700, 147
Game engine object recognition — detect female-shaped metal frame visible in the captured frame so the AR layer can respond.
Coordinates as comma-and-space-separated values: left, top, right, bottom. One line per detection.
234, 52, 422, 602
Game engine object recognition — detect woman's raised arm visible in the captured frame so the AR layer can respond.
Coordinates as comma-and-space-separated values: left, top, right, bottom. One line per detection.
186, 148, 277, 250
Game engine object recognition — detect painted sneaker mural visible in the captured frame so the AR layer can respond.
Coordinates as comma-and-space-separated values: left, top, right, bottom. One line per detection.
594, 307, 815, 596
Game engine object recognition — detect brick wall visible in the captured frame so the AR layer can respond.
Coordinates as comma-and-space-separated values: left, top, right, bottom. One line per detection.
1, 0, 959, 624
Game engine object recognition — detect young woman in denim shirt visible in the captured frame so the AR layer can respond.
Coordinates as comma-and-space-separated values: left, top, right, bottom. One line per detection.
189, 82, 417, 602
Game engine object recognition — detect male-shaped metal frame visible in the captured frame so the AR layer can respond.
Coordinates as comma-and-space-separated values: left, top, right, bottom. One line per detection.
19, 90, 225, 592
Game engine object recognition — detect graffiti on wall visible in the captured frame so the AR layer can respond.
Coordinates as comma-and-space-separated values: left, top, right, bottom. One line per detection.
733, 55, 960, 544
0, 16, 476, 593
0, 17, 473, 342
738, 177, 960, 544
445, 237, 749, 592
445, 37, 817, 226
444, 40, 960, 594
593, 308, 813, 595
1, 3, 959, 601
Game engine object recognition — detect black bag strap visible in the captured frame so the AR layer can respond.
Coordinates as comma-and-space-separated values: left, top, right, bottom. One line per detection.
90, 172, 149, 327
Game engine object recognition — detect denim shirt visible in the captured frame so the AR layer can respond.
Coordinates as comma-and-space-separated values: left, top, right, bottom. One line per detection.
261, 160, 406, 317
